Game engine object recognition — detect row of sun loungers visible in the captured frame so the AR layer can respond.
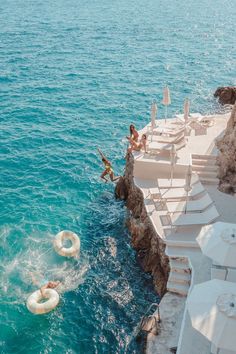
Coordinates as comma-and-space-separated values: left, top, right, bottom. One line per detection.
145, 114, 211, 157
157, 174, 199, 188
148, 137, 186, 154
146, 123, 186, 155
148, 178, 219, 229
150, 180, 205, 201
166, 193, 213, 213
170, 205, 219, 227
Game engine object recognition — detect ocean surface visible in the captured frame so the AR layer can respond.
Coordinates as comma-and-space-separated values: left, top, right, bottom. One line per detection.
0, 0, 235, 353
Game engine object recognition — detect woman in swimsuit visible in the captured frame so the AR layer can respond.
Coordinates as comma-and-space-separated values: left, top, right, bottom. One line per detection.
127, 134, 147, 154
127, 124, 139, 142
98, 149, 120, 183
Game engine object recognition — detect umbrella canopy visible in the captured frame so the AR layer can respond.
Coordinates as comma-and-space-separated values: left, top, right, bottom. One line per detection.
162, 86, 171, 106
151, 101, 157, 129
187, 279, 236, 352
162, 86, 171, 123
197, 222, 236, 267
184, 98, 190, 123
170, 144, 176, 183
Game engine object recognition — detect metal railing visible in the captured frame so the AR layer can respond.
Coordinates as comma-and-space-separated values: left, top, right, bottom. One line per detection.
124, 302, 161, 353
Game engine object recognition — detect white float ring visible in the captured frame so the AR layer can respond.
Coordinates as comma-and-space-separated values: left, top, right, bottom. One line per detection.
53, 230, 80, 257
27, 289, 60, 315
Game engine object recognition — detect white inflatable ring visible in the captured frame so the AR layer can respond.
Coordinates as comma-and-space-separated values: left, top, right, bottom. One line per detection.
53, 230, 80, 257
27, 289, 59, 315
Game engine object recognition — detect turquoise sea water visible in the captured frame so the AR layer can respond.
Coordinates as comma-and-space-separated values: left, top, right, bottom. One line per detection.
0, 0, 235, 353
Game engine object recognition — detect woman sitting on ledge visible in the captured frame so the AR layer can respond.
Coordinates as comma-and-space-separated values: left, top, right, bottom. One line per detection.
128, 124, 139, 142
127, 134, 147, 154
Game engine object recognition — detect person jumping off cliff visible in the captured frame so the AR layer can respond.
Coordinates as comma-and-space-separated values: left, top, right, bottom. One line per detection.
98, 148, 120, 183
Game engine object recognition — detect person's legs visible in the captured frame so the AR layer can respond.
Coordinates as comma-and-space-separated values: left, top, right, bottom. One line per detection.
109, 171, 120, 182
100, 170, 109, 182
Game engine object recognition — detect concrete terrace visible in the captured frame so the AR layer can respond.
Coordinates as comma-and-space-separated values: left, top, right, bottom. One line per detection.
130, 112, 236, 354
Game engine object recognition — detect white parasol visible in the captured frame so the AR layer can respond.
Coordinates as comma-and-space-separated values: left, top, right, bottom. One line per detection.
184, 98, 190, 123
197, 222, 236, 268
162, 86, 171, 123
187, 279, 236, 353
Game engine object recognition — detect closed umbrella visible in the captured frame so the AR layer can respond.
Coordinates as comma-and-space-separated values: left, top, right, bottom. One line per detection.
162, 86, 171, 123
187, 279, 236, 353
151, 101, 157, 141
197, 222, 236, 268
151, 101, 157, 129
184, 98, 190, 123
170, 144, 176, 185
184, 164, 192, 213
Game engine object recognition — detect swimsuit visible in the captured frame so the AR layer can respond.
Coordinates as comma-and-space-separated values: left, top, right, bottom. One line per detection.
105, 163, 113, 175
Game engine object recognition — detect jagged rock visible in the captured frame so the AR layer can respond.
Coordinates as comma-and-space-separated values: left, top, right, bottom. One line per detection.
217, 104, 236, 194
115, 153, 170, 297
115, 176, 128, 200
214, 86, 236, 105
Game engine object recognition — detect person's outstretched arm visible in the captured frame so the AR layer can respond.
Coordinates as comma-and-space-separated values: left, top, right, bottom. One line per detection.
97, 148, 105, 159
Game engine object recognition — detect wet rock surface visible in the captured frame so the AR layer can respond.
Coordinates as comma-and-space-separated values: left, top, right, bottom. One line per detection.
217, 104, 236, 194
214, 86, 236, 105
115, 153, 170, 297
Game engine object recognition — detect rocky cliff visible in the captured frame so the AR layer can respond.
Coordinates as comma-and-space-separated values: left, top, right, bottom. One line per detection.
217, 104, 236, 194
214, 86, 236, 105
115, 153, 170, 297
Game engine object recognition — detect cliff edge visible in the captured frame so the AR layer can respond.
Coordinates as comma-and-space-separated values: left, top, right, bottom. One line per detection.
115, 153, 170, 297
214, 86, 236, 105
217, 104, 236, 194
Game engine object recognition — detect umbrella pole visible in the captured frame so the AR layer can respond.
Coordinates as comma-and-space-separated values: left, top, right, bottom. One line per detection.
165, 106, 167, 123
184, 191, 188, 214
224, 268, 229, 281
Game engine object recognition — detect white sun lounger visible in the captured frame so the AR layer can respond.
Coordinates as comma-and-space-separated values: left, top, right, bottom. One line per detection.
148, 138, 186, 154
152, 126, 185, 137
170, 204, 219, 227
166, 193, 213, 213
150, 181, 205, 200
150, 133, 185, 145
157, 174, 199, 188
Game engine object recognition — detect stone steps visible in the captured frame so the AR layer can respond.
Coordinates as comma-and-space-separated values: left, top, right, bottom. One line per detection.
192, 154, 219, 185
168, 271, 191, 285
169, 258, 190, 271
191, 153, 217, 160
192, 169, 217, 178
166, 245, 201, 258
192, 158, 217, 166
167, 281, 189, 296
200, 177, 219, 185
168, 257, 192, 295
165, 238, 199, 248
192, 164, 218, 172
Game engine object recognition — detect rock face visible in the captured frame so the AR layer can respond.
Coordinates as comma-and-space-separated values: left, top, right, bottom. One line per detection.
214, 87, 236, 105
217, 104, 236, 194
115, 153, 170, 297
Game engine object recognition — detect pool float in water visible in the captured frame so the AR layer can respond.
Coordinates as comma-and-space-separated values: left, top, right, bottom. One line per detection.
53, 230, 80, 257
27, 289, 59, 315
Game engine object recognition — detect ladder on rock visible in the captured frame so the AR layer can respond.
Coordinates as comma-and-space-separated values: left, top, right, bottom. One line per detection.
124, 302, 160, 353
